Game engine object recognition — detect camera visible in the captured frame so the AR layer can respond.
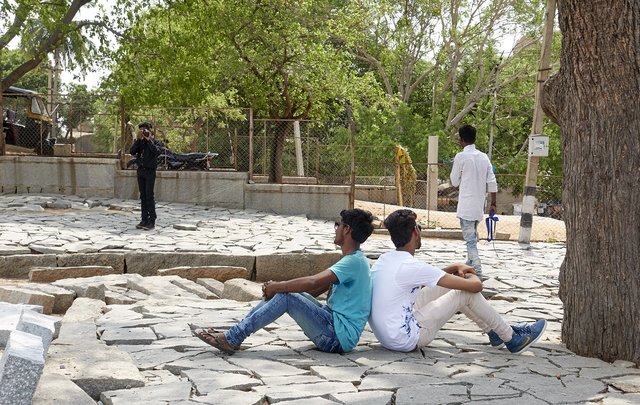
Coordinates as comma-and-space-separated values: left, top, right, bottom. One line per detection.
142, 129, 150, 138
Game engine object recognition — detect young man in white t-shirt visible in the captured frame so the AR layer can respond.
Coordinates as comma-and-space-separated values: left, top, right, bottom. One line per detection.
369, 209, 546, 353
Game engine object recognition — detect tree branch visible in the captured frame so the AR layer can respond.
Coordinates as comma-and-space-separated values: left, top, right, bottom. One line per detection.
1, 0, 91, 92
0, 2, 31, 50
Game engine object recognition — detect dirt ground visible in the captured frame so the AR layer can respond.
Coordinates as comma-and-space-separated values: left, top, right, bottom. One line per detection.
355, 200, 566, 243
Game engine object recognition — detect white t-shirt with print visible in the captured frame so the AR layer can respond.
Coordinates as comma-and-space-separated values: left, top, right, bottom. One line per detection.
369, 250, 446, 352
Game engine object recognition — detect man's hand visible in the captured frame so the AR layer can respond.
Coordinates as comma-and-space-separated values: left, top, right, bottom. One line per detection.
262, 280, 285, 300
443, 263, 476, 278
136, 129, 144, 140
489, 202, 497, 215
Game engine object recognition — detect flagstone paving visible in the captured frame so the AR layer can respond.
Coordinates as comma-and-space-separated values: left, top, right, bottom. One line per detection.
0, 194, 639, 404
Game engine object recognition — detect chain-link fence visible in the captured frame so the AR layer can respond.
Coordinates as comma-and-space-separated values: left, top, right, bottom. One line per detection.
2, 93, 564, 241
249, 119, 350, 183
2, 89, 122, 156
2, 88, 55, 155
122, 107, 251, 171
351, 156, 565, 242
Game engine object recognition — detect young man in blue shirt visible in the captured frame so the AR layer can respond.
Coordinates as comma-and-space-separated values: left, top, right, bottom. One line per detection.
194, 208, 375, 354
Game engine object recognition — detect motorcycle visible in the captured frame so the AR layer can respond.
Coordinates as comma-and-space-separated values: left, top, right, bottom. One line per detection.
126, 146, 218, 171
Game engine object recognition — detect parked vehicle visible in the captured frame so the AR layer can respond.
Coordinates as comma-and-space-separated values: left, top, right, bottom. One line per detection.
127, 145, 218, 171
2, 86, 54, 154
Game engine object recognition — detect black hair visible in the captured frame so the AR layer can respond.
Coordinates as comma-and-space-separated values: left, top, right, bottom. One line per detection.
138, 121, 153, 129
459, 124, 476, 144
340, 208, 374, 244
384, 209, 417, 248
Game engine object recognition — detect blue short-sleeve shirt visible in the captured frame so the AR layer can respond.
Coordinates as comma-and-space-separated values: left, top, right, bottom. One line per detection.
327, 250, 372, 352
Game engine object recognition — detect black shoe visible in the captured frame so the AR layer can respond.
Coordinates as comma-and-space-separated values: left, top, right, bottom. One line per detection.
136, 221, 146, 229
142, 222, 155, 230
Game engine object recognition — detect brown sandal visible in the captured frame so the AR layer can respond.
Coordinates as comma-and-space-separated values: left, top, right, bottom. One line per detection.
193, 328, 235, 355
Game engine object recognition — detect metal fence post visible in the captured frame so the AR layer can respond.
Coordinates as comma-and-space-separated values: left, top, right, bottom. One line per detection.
120, 95, 126, 169
248, 108, 253, 181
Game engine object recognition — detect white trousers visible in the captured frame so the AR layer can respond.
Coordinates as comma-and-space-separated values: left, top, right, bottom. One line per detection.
413, 285, 512, 348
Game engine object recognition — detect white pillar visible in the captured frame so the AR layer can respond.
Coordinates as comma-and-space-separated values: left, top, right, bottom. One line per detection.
427, 136, 439, 211
293, 120, 304, 176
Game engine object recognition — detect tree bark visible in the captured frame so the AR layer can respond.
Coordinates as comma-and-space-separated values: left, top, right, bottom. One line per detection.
268, 120, 291, 183
542, 0, 640, 364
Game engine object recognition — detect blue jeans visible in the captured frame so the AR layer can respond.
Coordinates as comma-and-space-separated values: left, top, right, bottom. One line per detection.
224, 292, 343, 353
460, 219, 482, 277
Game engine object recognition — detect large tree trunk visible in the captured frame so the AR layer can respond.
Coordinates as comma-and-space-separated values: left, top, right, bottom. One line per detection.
542, 0, 640, 364
268, 120, 291, 183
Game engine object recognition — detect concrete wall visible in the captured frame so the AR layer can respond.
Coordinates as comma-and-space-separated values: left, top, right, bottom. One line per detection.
355, 185, 397, 205
0, 156, 116, 197
0, 156, 350, 219
114, 169, 247, 209
245, 183, 350, 219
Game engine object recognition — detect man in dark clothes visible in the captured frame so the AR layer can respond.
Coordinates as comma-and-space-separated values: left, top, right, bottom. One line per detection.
130, 122, 162, 230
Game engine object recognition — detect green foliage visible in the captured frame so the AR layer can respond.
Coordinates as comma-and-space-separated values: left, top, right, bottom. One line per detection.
0, 49, 47, 92
91, 99, 122, 153
1, 0, 144, 92
105, 0, 380, 119
57, 83, 97, 139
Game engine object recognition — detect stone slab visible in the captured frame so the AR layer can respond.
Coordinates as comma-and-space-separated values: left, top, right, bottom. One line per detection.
0, 254, 57, 279
51, 280, 106, 301
16, 310, 61, 352
196, 278, 225, 296
125, 276, 201, 299
29, 266, 118, 283
0, 330, 45, 405
18, 283, 76, 314
32, 372, 97, 405
222, 278, 263, 301
100, 327, 157, 345
169, 277, 219, 299
158, 265, 249, 282
124, 252, 255, 277
255, 252, 341, 281
99, 381, 192, 405
56, 253, 125, 274
60, 297, 106, 323
0, 286, 55, 314
0, 313, 20, 348
44, 341, 144, 400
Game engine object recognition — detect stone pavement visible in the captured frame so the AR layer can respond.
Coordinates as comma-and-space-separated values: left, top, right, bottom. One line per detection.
1, 194, 639, 404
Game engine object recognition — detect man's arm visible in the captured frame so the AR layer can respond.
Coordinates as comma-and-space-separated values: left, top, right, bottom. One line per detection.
450, 155, 462, 187
488, 191, 497, 214
436, 272, 482, 293
129, 139, 140, 155
442, 263, 476, 277
486, 161, 498, 213
262, 269, 337, 300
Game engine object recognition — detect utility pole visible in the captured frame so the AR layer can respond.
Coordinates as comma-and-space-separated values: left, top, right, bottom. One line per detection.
519, 0, 556, 245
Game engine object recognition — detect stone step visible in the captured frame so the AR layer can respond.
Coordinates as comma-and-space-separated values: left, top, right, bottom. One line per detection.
157, 265, 249, 282
0, 286, 55, 314
17, 283, 76, 314
169, 277, 219, 299
125, 276, 201, 299
222, 278, 263, 302
29, 266, 119, 283
44, 298, 145, 400
255, 252, 341, 282
16, 310, 61, 353
196, 278, 225, 297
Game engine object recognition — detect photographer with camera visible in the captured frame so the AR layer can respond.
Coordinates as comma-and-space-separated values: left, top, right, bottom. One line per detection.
130, 122, 162, 230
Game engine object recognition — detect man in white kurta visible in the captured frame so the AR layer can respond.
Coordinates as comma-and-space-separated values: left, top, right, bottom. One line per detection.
450, 125, 497, 279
